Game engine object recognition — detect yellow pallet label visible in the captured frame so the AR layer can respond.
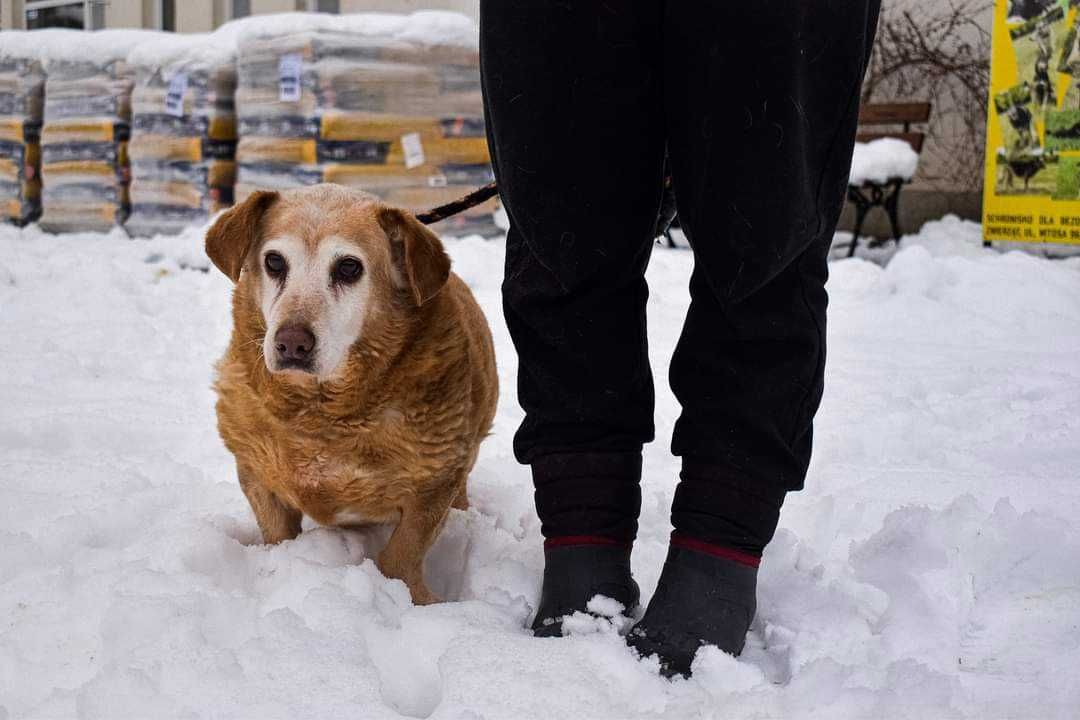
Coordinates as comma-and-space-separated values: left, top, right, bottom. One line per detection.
237, 137, 317, 165
39, 203, 119, 227
41, 121, 116, 144
2, 198, 20, 219
0, 158, 18, 183
130, 135, 203, 163
321, 113, 451, 141
208, 116, 238, 141
0, 119, 32, 143
385, 136, 488, 166
130, 180, 204, 208
321, 163, 435, 186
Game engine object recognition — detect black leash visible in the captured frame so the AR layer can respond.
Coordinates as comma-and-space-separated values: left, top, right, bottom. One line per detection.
416, 174, 679, 245
416, 182, 499, 225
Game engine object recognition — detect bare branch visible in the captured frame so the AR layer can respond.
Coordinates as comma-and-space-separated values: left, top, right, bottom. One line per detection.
862, 0, 992, 191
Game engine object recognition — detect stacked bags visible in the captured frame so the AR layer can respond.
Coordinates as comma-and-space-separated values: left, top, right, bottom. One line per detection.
127, 35, 238, 236
0, 13, 498, 236
235, 12, 497, 236
38, 31, 157, 233
0, 33, 48, 225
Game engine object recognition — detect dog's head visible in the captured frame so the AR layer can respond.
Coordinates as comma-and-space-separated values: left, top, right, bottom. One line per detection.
205, 184, 451, 380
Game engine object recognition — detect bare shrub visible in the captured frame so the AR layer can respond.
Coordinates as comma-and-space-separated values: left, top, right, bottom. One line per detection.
861, 0, 992, 192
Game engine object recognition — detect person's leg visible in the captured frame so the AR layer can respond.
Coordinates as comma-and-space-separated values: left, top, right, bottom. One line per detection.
480, 0, 666, 633
628, 0, 881, 675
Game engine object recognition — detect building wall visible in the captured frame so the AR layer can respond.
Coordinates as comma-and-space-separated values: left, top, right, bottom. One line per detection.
1, 0, 25, 29
252, 0, 301, 14
176, 0, 219, 32
104, 0, 149, 28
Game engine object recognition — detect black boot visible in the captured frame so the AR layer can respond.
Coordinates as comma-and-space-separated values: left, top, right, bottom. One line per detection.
627, 540, 758, 677
531, 541, 640, 637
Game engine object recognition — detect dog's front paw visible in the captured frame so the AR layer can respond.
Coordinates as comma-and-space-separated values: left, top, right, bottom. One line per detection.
408, 583, 442, 606
376, 553, 441, 605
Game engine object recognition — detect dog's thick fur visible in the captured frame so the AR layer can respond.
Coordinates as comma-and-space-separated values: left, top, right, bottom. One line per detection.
207, 185, 497, 604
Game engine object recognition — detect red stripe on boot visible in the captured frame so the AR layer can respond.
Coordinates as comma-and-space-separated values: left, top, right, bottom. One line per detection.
544, 535, 625, 549
670, 534, 761, 568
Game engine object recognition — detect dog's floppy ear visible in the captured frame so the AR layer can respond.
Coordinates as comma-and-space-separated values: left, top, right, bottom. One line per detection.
378, 206, 451, 306
205, 190, 279, 282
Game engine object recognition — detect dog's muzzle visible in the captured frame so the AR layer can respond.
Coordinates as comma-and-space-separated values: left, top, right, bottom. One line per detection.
274, 324, 316, 372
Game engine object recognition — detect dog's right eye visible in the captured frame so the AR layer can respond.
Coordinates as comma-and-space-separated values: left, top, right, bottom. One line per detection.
264, 252, 287, 278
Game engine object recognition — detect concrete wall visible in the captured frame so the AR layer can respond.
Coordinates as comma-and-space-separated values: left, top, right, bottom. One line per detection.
1, 0, 24, 30
839, 189, 983, 239
251, 0, 300, 14
176, 0, 219, 32
104, 0, 149, 28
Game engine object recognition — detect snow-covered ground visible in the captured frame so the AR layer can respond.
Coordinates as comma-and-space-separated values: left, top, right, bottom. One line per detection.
1, 215, 1079, 719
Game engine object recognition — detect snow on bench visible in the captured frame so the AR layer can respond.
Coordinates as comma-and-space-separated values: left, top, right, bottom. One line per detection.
844, 102, 932, 257
849, 137, 920, 186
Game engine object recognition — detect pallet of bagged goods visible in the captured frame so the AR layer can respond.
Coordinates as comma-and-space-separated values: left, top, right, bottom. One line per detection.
38, 30, 157, 234
235, 11, 498, 236
127, 33, 238, 237
0, 32, 53, 226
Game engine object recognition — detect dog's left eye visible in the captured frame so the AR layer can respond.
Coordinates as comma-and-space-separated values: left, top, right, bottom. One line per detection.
332, 257, 363, 284
264, 252, 287, 278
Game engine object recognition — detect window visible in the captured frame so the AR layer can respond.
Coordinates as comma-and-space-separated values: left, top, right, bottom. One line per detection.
26, 5, 84, 30
90, 0, 104, 28
25, 0, 104, 30
24, 0, 105, 30
232, 0, 251, 19
308, 0, 340, 12
159, 0, 176, 31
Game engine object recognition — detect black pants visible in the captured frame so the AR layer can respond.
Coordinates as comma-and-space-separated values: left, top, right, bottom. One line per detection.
481, 0, 880, 554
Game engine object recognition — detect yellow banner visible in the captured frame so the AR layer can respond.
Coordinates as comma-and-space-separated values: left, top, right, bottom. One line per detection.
983, 0, 1080, 244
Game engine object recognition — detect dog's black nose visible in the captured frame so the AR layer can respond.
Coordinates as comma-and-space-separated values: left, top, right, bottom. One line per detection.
274, 324, 316, 362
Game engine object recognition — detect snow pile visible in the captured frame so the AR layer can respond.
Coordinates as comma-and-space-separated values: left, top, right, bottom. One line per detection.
127, 31, 230, 72
121, 10, 477, 70
0, 29, 78, 64
0, 218, 1079, 718
849, 137, 920, 185
38, 29, 163, 67
228, 11, 479, 49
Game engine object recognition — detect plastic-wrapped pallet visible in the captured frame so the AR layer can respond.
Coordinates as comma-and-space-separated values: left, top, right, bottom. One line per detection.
127, 34, 239, 237
235, 12, 498, 236
39, 30, 158, 234
0, 32, 55, 225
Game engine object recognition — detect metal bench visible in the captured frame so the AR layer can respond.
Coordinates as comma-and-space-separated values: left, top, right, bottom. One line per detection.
846, 102, 931, 257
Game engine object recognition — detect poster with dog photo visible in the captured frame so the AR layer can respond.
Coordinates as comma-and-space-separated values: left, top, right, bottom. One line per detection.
983, 0, 1080, 243
1007, 2, 1070, 119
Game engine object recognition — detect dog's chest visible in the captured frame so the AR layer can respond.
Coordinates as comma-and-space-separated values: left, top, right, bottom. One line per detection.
277, 446, 398, 525
268, 408, 425, 526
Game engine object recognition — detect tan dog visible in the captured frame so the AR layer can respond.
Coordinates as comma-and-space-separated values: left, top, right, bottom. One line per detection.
206, 184, 497, 605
